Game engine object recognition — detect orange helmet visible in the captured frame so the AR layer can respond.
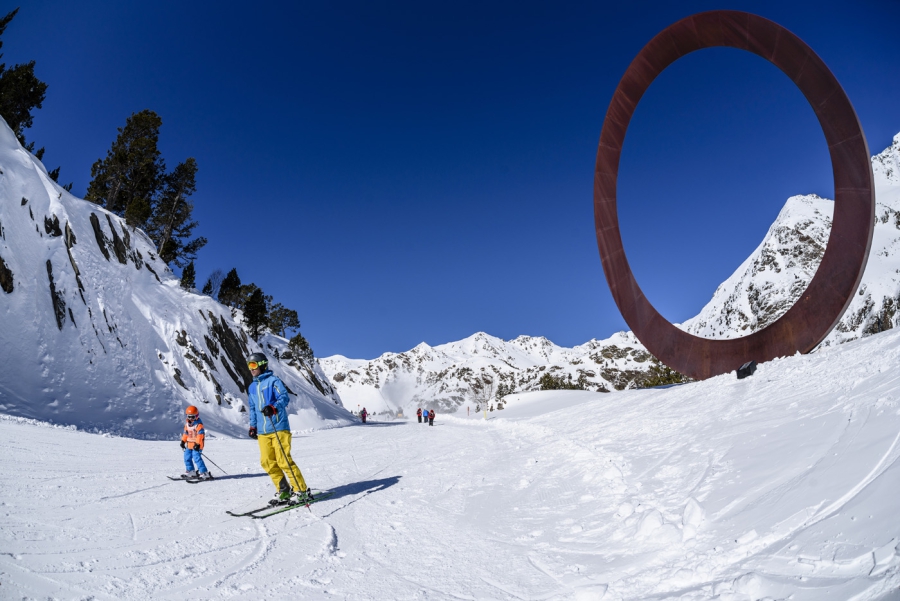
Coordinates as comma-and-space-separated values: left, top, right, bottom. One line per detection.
186, 405, 199, 418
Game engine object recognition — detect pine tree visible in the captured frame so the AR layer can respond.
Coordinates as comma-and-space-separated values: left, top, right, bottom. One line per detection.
538, 372, 584, 390
0, 8, 68, 187
638, 361, 691, 388
244, 287, 268, 340
86, 110, 206, 264
267, 303, 300, 337
85, 110, 164, 228
234, 283, 271, 314
46, 166, 72, 190
288, 333, 314, 363
201, 268, 224, 297
147, 157, 206, 267
217, 268, 241, 306
0, 9, 46, 145
180, 261, 196, 290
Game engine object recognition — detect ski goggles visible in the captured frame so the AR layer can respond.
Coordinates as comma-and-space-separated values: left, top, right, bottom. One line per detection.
186, 414, 198, 421
247, 361, 266, 370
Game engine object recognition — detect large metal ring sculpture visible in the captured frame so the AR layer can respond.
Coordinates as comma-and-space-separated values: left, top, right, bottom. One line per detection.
595, 10, 875, 380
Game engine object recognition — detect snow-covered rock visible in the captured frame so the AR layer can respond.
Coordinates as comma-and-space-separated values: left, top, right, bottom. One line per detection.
0, 118, 352, 437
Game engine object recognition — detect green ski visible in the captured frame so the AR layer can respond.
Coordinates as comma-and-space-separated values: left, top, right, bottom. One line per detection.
250, 492, 333, 519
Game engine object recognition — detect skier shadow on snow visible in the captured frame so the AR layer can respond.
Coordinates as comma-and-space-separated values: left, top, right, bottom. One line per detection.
325, 476, 401, 501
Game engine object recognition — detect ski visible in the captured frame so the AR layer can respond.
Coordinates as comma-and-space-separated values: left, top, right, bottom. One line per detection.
226, 505, 276, 517
247, 492, 334, 519
168, 475, 212, 483
251, 492, 333, 518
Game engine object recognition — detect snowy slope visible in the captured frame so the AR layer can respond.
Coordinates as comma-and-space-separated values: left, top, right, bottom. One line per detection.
3, 324, 900, 600
0, 118, 352, 437
322, 133, 900, 412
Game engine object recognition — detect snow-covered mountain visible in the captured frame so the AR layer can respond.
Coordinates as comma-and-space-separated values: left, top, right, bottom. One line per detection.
683, 132, 900, 345
322, 133, 900, 415
320, 331, 661, 415
0, 119, 353, 437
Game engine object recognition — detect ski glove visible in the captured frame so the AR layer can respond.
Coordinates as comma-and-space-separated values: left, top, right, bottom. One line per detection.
249, 427, 258, 439
262, 405, 276, 417
180, 440, 186, 449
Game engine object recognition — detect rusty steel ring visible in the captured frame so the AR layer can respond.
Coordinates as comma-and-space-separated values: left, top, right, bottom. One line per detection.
594, 10, 875, 380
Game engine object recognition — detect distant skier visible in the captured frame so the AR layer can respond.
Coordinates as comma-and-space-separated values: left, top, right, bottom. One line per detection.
360, 407, 368, 423
246, 352, 313, 506
180, 405, 212, 480
428, 409, 435, 426
417, 407, 422, 423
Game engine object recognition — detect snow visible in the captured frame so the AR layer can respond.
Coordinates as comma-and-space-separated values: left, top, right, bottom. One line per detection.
0, 117, 354, 438
3, 327, 900, 599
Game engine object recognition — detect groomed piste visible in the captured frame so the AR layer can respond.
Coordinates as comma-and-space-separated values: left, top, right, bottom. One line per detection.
2, 323, 899, 600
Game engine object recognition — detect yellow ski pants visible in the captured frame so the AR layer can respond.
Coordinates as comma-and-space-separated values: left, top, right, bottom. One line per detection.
257, 430, 307, 493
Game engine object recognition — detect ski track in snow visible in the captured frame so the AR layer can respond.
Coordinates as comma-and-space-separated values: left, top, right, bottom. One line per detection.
3, 331, 900, 599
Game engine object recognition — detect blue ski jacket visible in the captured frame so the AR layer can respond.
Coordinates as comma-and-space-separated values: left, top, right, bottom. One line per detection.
248, 370, 291, 434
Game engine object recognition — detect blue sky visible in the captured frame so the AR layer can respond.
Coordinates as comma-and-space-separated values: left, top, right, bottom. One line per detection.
7, 1, 899, 358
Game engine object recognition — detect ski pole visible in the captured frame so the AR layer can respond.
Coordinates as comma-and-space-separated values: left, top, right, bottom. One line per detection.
197, 451, 228, 475
266, 414, 303, 494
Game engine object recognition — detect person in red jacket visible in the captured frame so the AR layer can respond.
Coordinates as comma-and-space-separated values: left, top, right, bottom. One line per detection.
416, 407, 422, 423
360, 407, 368, 423
180, 405, 212, 480
428, 409, 435, 426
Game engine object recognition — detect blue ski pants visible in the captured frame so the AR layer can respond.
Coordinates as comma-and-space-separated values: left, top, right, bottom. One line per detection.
183, 448, 208, 473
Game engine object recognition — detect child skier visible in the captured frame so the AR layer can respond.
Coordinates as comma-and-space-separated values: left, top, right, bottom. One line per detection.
180, 405, 212, 480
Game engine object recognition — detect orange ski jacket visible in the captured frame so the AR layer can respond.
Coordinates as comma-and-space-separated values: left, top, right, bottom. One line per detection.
181, 417, 205, 450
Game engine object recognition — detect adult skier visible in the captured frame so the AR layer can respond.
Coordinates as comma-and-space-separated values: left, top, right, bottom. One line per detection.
416, 407, 422, 423
180, 405, 212, 480
428, 409, 435, 426
246, 352, 313, 505
360, 407, 368, 423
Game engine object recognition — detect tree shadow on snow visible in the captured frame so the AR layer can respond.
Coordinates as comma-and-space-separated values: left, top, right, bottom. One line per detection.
323, 476, 401, 501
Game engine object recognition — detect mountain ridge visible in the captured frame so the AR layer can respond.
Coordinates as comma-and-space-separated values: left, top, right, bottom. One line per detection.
321, 132, 900, 415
